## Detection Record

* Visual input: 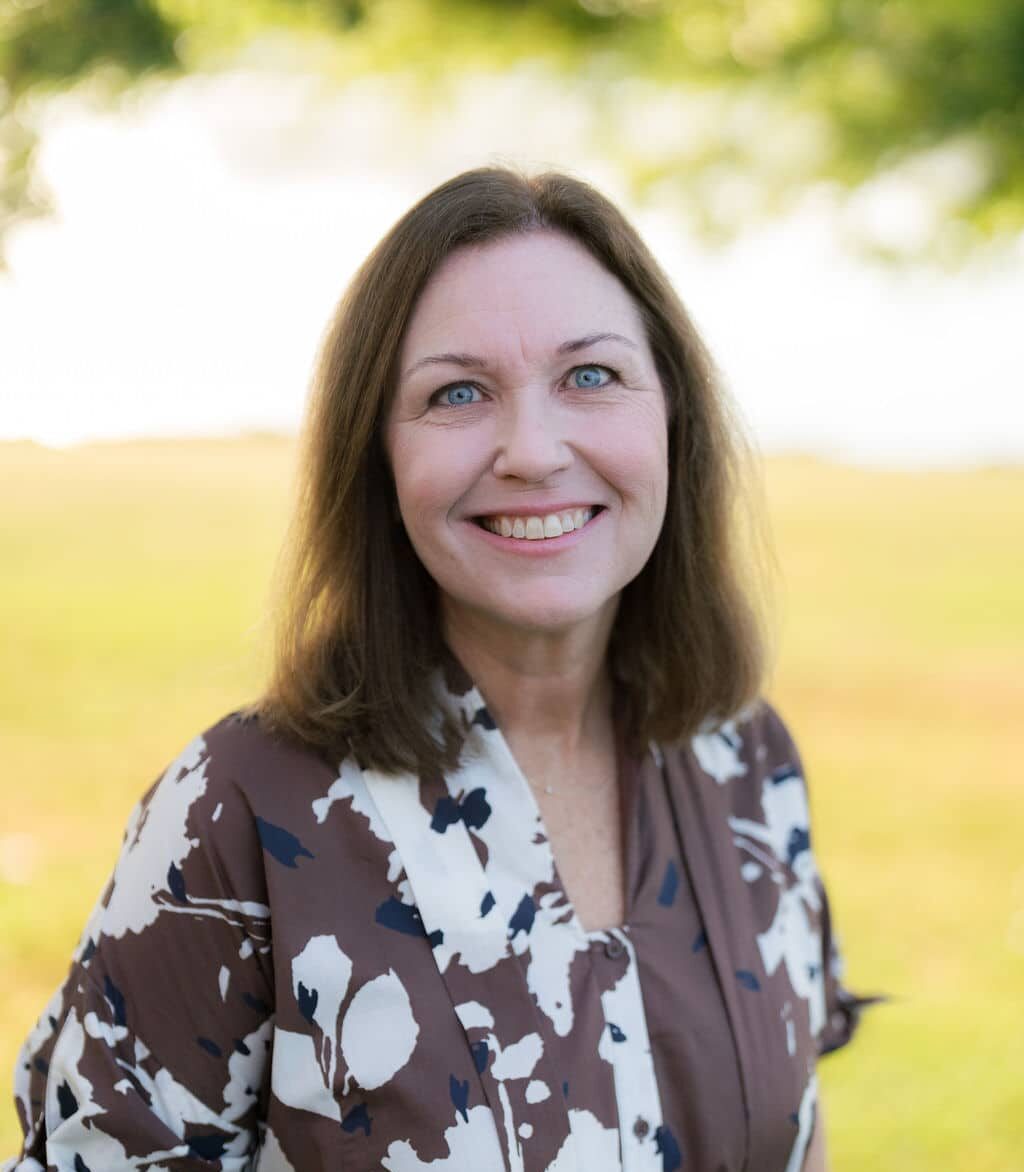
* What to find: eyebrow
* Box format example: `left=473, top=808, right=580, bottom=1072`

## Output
left=401, top=331, right=640, bottom=381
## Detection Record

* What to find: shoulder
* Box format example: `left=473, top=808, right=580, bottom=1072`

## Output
left=141, top=708, right=341, bottom=822
left=191, top=707, right=339, bottom=789
left=678, top=698, right=804, bottom=788
left=102, top=711, right=344, bottom=915
left=653, top=700, right=817, bottom=840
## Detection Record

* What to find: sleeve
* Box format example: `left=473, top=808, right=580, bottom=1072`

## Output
left=813, top=867, right=881, bottom=1058
left=758, top=702, right=885, bottom=1061
left=5, top=720, right=275, bottom=1172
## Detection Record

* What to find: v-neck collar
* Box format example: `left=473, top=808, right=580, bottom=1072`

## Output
left=437, top=656, right=643, bottom=940
left=360, top=663, right=667, bottom=1172
left=413, top=661, right=594, bottom=966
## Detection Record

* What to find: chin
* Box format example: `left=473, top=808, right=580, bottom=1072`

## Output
left=454, top=586, right=617, bottom=639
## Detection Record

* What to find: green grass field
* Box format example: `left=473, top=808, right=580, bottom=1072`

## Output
left=1, top=437, right=1022, bottom=1168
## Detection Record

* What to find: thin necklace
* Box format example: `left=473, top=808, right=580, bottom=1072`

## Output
left=528, top=770, right=618, bottom=799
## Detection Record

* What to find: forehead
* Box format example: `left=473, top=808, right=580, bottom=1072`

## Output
left=400, top=231, right=647, bottom=361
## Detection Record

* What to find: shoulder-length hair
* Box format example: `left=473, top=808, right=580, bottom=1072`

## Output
left=254, top=166, right=772, bottom=774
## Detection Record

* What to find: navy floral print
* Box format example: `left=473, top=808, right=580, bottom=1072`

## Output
left=6, top=662, right=868, bottom=1171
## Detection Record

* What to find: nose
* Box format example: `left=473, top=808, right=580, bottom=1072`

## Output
left=491, top=390, right=572, bottom=483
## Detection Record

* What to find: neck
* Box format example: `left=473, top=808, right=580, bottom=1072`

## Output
left=442, top=606, right=615, bottom=761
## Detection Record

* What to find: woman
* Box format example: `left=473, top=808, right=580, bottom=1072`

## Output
left=7, top=167, right=871, bottom=1172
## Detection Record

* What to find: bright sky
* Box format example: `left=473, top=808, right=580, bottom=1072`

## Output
left=1, top=65, right=1022, bottom=466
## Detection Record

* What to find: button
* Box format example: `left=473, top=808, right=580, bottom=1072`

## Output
left=633, top=1117, right=650, bottom=1139
left=604, top=937, right=625, bottom=960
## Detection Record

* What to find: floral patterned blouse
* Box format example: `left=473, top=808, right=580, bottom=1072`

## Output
left=6, top=661, right=869, bottom=1172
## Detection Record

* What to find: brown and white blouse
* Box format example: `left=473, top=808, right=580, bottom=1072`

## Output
left=7, top=661, right=870, bottom=1172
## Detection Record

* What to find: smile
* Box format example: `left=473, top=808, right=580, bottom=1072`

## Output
left=475, top=507, right=600, bottom=541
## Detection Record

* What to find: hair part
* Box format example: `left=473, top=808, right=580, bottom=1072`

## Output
left=253, top=165, right=775, bottom=774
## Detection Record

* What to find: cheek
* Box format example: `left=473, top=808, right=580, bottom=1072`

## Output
left=388, top=426, right=483, bottom=526
left=588, top=409, right=669, bottom=508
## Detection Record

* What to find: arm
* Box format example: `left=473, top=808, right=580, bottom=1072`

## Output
left=8, top=723, right=274, bottom=1171
left=754, top=704, right=880, bottom=1172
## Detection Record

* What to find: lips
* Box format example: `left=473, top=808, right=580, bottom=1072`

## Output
left=474, top=507, right=601, bottom=540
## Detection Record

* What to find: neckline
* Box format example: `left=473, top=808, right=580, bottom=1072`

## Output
left=448, top=671, right=645, bottom=943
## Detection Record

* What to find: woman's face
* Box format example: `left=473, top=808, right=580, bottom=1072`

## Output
left=386, top=230, right=669, bottom=644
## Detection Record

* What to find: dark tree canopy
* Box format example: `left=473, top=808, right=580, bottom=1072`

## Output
left=1, top=0, right=1021, bottom=259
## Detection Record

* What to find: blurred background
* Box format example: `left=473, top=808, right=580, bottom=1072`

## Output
left=1, top=1, right=1022, bottom=1167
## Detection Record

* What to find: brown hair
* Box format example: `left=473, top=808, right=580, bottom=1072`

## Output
left=254, top=166, right=773, bottom=774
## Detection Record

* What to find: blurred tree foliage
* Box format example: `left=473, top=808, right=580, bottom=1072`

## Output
left=1, top=0, right=1021, bottom=258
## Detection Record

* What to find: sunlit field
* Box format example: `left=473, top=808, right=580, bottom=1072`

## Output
left=1, top=437, right=1022, bottom=1168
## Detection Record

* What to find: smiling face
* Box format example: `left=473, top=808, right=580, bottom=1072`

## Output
left=385, top=230, right=669, bottom=648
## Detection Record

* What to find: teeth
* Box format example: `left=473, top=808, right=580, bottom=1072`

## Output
left=479, top=508, right=596, bottom=540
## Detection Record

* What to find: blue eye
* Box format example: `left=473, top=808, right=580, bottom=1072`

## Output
left=572, top=365, right=612, bottom=389
left=439, top=384, right=480, bottom=406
